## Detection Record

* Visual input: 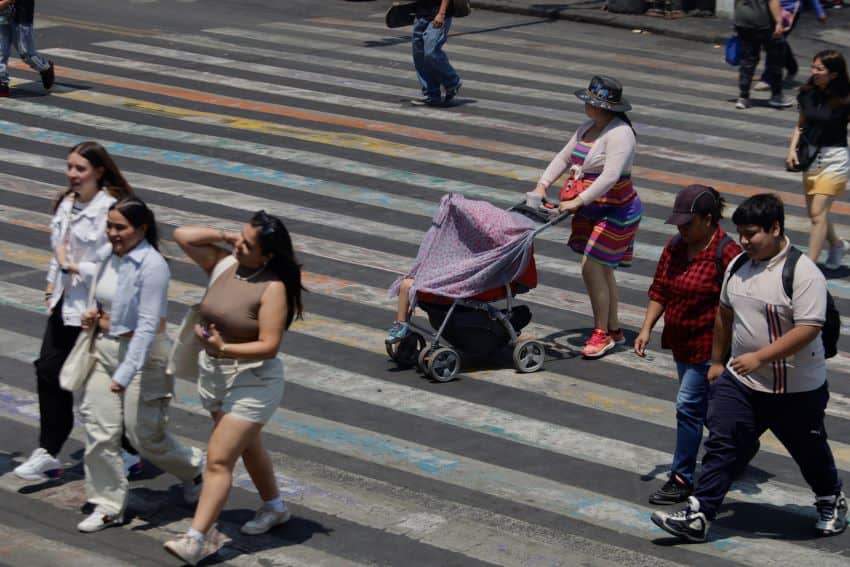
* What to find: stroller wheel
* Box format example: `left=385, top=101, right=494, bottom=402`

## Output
left=513, top=340, right=545, bottom=373
left=387, top=332, right=425, bottom=367
left=428, top=347, right=460, bottom=382
left=417, top=346, right=433, bottom=373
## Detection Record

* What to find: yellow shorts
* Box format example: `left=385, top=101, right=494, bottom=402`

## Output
left=804, top=147, right=849, bottom=197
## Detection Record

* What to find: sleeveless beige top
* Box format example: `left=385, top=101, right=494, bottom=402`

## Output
left=199, top=263, right=276, bottom=343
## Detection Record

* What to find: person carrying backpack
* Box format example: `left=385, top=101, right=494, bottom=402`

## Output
left=651, top=193, right=846, bottom=543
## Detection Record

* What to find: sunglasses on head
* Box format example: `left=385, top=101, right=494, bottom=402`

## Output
left=255, top=210, right=278, bottom=237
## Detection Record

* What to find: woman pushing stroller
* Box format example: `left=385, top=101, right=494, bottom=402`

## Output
left=529, top=75, right=642, bottom=359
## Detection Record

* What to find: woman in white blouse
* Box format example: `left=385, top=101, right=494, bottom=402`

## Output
left=14, top=142, right=134, bottom=481
left=76, top=197, right=204, bottom=533
left=530, top=76, right=643, bottom=359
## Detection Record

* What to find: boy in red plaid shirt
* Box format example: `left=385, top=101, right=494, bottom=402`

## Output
left=635, top=185, right=741, bottom=505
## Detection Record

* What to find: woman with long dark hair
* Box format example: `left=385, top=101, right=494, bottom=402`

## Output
left=529, top=75, right=642, bottom=359
left=786, top=49, right=850, bottom=269
left=165, top=211, right=304, bottom=565
left=15, top=141, right=135, bottom=481
left=76, top=198, right=204, bottom=532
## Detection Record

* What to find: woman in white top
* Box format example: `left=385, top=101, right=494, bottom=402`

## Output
left=76, top=198, right=204, bottom=533
left=14, top=141, right=134, bottom=482
left=530, top=76, right=643, bottom=359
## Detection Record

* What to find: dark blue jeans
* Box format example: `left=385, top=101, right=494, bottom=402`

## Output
left=694, top=370, right=842, bottom=520
left=671, top=361, right=710, bottom=486
left=412, top=16, right=460, bottom=101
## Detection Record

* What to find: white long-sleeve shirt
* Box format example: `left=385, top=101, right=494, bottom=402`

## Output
left=537, top=118, right=636, bottom=205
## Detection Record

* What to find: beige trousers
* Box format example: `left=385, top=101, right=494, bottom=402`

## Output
left=79, top=333, right=204, bottom=515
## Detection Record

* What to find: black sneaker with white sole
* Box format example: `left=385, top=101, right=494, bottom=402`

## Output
left=651, top=496, right=710, bottom=542
left=815, top=492, right=848, bottom=536
left=649, top=474, right=693, bottom=505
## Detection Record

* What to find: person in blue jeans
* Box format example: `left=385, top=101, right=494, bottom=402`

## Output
left=411, top=0, right=461, bottom=107
left=652, top=194, right=846, bottom=542
left=634, top=185, right=741, bottom=505
left=0, top=0, right=55, bottom=97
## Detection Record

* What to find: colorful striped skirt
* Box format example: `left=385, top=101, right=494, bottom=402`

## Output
left=568, top=193, right=643, bottom=268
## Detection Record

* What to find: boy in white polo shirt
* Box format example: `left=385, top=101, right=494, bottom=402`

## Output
left=652, top=193, right=846, bottom=542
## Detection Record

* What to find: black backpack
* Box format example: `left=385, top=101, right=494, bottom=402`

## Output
left=728, top=246, right=840, bottom=358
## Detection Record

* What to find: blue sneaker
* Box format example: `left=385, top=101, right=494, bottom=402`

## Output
left=386, top=321, right=410, bottom=344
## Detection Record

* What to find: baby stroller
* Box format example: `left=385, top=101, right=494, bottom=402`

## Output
left=386, top=193, right=568, bottom=382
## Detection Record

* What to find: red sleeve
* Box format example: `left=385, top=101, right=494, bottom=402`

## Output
left=648, top=238, right=674, bottom=305
left=720, top=238, right=742, bottom=268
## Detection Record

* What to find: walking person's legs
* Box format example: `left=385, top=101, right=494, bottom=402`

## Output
left=15, top=303, right=78, bottom=480
left=77, top=339, right=127, bottom=532
left=240, top=431, right=291, bottom=535
left=164, top=413, right=262, bottom=565
left=650, top=361, right=710, bottom=504
left=0, top=22, right=10, bottom=95
left=580, top=256, right=616, bottom=358
left=412, top=16, right=440, bottom=104
left=768, top=384, right=846, bottom=535
left=421, top=16, right=461, bottom=97
left=652, top=371, right=765, bottom=541
left=11, top=23, right=53, bottom=90
left=122, top=337, right=204, bottom=499
left=764, top=33, right=788, bottom=105
left=806, top=193, right=839, bottom=263
left=736, top=27, right=761, bottom=107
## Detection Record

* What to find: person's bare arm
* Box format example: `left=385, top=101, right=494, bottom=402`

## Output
left=768, top=0, right=784, bottom=37
left=433, top=0, right=451, bottom=27
left=173, top=225, right=236, bottom=276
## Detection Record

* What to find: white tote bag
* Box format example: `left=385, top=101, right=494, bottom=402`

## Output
left=59, top=259, right=108, bottom=392
left=166, top=255, right=237, bottom=380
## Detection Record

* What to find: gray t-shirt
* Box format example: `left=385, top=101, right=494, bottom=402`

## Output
left=720, top=237, right=826, bottom=393
left=735, top=0, right=774, bottom=30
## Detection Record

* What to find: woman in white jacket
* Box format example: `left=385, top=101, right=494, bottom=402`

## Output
left=530, top=76, right=643, bottom=359
left=14, top=141, right=134, bottom=481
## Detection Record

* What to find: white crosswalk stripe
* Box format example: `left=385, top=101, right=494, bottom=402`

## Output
left=1, top=10, right=849, bottom=566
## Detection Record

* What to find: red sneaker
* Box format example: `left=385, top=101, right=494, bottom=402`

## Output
left=581, top=328, right=615, bottom=358
left=608, top=328, right=626, bottom=345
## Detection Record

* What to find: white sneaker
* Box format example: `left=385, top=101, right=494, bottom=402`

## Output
left=77, top=508, right=123, bottom=533
left=768, top=94, right=794, bottom=108
left=164, top=526, right=230, bottom=566
left=183, top=474, right=203, bottom=504
left=735, top=97, right=750, bottom=110
left=14, top=448, right=63, bottom=481
left=122, top=450, right=143, bottom=477
left=825, top=240, right=850, bottom=270
left=753, top=81, right=770, bottom=91
left=240, top=503, right=292, bottom=535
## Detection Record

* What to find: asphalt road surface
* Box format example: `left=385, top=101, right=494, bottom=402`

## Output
left=1, top=1, right=850, bottom=565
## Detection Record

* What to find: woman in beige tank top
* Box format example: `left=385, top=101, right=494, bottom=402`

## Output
left=165, top=211, right=304, bottom=565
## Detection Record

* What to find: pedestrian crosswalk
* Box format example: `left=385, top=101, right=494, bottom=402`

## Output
left=1, top=7, right=850, bottom=565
